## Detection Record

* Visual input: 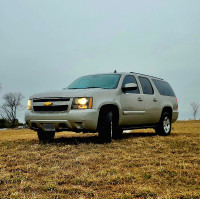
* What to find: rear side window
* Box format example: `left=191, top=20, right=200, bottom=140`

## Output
left=122, top=75, right=140, bottom=94
left=152, top=79, right=175, bottom=97
left=138, top=77, right=154, bottom=95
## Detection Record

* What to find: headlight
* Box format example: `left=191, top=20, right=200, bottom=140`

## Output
left=72, top=97, right=93, bottom=109
left=28, top=99, right=32, bottom=110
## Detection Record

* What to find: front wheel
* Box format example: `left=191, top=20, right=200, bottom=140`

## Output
left=98, top=111, right=113, bottom=143
left=37, top=130, right=55, bottom=143
left=112, top=128, right=123, bottom=139
left=155, top=112, right=171, bottom=136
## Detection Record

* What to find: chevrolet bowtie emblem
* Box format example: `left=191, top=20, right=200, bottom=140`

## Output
left=44, top=102, right=53, bottom=106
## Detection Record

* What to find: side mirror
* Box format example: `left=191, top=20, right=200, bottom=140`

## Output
left=122, top=83, right=138, bottom=92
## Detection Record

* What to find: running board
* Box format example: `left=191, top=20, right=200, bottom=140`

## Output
left=121, top=124, right=158, bottom=131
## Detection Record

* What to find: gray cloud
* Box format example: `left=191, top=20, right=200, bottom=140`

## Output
left=0, top=0, right=200, bottom=122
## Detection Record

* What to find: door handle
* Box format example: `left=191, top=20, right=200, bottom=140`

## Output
left=137, top=97, right=143, bottom=102
left=153, top=98, right=158, bottom=102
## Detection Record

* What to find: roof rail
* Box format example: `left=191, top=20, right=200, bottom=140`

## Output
left=130, top=72, right=164, bottom=80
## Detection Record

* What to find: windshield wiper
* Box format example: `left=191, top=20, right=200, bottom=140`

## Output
left=67, top=87, right=103, bottom=89
left=68, top=88, right=81, bottom=89
left=85, top=87, right=103, bottom=89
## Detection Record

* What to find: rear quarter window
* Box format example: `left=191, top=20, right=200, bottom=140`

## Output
left=152, top=79, right=175, bottom=97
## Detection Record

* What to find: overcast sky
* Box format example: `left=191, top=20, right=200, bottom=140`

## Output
left=0, top=0, right=200, bottom=122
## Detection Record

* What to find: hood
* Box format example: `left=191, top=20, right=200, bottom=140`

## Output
left=30, top=88, right=104, bottom=99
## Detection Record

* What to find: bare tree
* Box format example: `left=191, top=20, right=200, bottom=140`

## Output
left=0, top=92, right=24, bottom=127
left=191, top=102, right=199, bottom=120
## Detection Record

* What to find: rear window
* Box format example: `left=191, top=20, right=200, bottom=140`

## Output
left=152, top=79, right=175, bottom=97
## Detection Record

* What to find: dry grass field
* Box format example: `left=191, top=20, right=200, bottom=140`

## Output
left=0, top=121, right=200, bottom=199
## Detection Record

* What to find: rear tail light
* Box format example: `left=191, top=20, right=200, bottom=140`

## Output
left=176, top=98, right=178, bottom=110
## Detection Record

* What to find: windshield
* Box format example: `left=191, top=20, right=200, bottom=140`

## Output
left=67, top=74, right=121, bottom=89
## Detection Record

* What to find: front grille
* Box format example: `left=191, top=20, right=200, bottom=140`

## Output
left=33, top=98, right=70, bottom=102
left=33, top=105, right=68, bottom=112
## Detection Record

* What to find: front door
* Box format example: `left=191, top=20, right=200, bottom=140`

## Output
left=120, top=75, right=145, bottom=126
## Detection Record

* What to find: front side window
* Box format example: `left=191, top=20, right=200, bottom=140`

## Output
left=67, top=74, right=121, bottom=89
left=122, top=75, right=140, bottom=94
left=138, top=76, right=154, bottom=95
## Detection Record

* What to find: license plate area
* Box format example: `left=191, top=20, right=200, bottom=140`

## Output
left=43, top=123, right=55, bottom=131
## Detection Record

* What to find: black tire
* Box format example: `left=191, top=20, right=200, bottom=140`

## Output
left=112, top=128, right=123, bottom=139
left=155, top=112, right=171, bottom=136
left=98, top=111, right=113, bottom=143
left=37, top=130, right=55, bottom=143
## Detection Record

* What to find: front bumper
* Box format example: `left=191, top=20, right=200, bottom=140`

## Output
left=25, top=109, right=99, bottom=132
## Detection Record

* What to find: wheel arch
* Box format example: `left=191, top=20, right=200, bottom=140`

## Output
left=97, top=104, right=119, bottom=130
left=162, top=106, right=173, bottom=119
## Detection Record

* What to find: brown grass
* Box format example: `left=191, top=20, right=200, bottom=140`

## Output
left=0, top=121, right=200, bottom=198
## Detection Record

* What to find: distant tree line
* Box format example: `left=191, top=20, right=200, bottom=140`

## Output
left=0, top=118, right=23, bottom=128
left=0, top=83, right=24, bottom=128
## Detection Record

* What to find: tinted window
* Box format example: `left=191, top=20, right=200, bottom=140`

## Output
left=67, top=74, right=121, bottom=89
left=152, top=79, right=175, bottom=96
left=138, top=77, right=154, bottom=95
left=122, top=75, right=139, bottom=94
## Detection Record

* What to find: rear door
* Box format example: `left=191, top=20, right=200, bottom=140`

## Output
left=120, top=75, right=145, bottom=126
left=138, top=76, right=160, bottom=124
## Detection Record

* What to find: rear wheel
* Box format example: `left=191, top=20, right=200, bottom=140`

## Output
left=37, top=130, right=55, bottom=143
left=155, top=112, right=171, bottom=136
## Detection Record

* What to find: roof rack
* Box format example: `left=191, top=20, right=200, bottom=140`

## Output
left=130, top=72, right=164, bottom=80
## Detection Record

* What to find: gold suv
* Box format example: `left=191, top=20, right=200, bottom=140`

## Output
left=25, top=72, right=178, bottom=143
